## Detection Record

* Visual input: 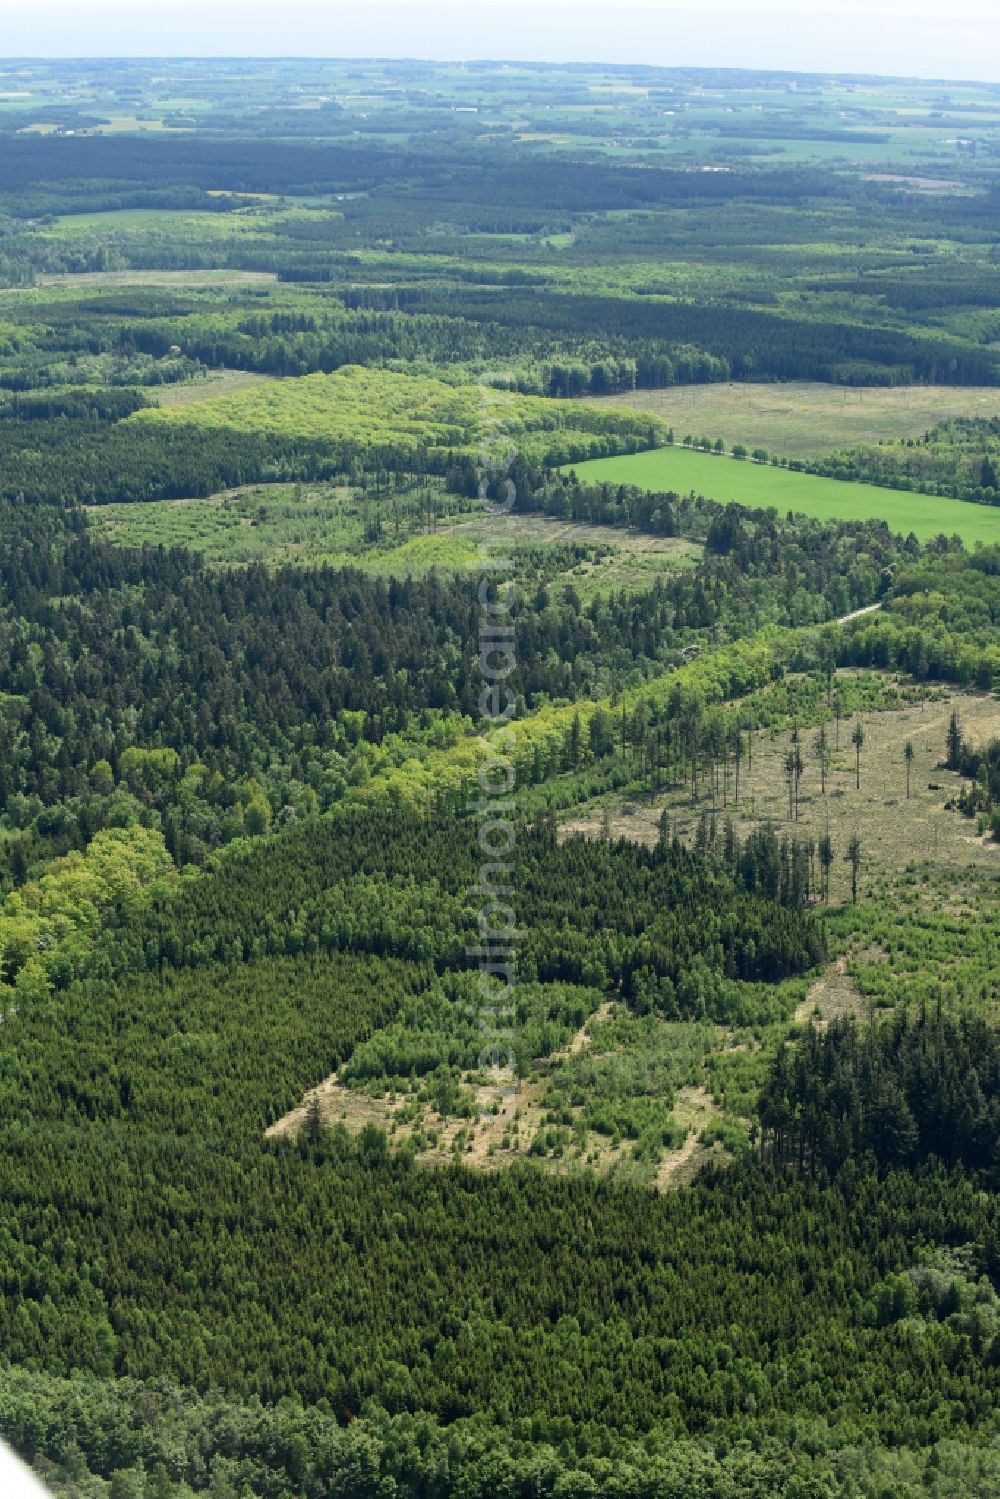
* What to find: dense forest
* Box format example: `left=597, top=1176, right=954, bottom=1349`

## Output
left=760, top=1010, right=1000, bottom=1176
left=2, top=54, right=1000, bottom=1499
left=810, top=418, right=1000, bottom=505
left=0, top=480, right=912, bottom=892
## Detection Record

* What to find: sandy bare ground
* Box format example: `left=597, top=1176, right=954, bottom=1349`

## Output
left=448, top=513, right=700, bottom=556
left=653, top=1084, right=725, bottom=1189
left=835, top=602, right=881, bottom=626
left=865, top=173, right=970, bottom=193
left=794, top=956, right=867, bottom=1028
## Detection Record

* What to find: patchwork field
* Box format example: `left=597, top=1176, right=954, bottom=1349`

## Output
left=565, top=443, right=1000, bottom=544
left=267, top=995, right=740, bottom=1191
left=89, top=482, right=701, bottom=592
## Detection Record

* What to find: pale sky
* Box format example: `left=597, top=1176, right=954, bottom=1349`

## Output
left=3, top=0, right=999, bottom=84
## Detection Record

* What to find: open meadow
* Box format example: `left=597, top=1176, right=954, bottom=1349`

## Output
left=582, top=380, right=1000, bottom=459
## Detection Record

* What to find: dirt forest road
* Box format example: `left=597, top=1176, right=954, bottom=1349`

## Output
left=836, top=602, right=882, bottom=626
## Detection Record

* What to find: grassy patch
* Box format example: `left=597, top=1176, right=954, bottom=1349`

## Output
left=87, top=481, right=470, bottom=569
left=447, top=514, right=702, bottom=598
left=582, top=382, right=1000, bottom=460
left=146, top=370, right=280, bottom=407
left=42, top=208, right=246, bottom=235
left=562, top=678, right=1000, bottom=897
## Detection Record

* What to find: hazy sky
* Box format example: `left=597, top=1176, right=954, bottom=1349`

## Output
left=4, top=0, right=1000, bottom=85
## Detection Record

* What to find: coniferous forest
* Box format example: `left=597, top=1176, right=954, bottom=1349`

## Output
left=2, top=53, right=1000, bottom=1499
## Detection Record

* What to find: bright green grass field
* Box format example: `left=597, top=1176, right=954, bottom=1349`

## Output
left=566, top=446, right=1000, bottom=546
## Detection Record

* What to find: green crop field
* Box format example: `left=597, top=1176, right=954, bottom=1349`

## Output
left=42, top=207, right=251, bottom=235
left=566, top=444, right=1000, bottom=544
